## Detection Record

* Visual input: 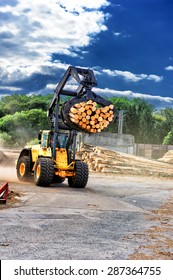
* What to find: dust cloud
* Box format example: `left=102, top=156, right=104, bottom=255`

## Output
left=0, top=149, right=19, bottom=183
left=0, top=166, right=18, bottom=183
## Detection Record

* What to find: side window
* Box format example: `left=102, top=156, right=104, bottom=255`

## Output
left=41, top=133, right=48, bottom=148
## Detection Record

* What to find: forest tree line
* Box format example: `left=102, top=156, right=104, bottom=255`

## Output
left=0, top=94, right=173, bottom=147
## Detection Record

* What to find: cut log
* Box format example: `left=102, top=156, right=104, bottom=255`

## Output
left=70, top=117, right=79, bottom=124
left=70, top=107, right=78, bottom=114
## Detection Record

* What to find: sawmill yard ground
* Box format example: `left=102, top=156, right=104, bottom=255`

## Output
left=1, top=148, right=173, bottom=260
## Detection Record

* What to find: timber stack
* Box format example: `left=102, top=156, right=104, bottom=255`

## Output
left=158, top=150, right=173, bottom=164
left=68, top=100, right=114, bottom=133
left=78, top=144, right=173, bottom=177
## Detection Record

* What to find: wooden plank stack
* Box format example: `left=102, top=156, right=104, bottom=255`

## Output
left=68, top=100, right=115, bottom=133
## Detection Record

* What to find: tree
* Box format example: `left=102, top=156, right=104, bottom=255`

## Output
left=0, top=109, right=49, bottom=146
left=109, top=97, right=131, bottom=111
left=163, top=130, right=173, bottom=145
left=0, top=132, right=13, bottom=146
left=107, top=97, right=131, bottom=133
left=151, top=108, right=173, bottom=144
left=0, top=94, right=29, bottom=115
left=152, top=114, right=167, bottom=144
left=107, top=97, right=155, bottom=143
left=111, top=98, right=154, bottom=143
left=0, top=94, right=53, bottom=116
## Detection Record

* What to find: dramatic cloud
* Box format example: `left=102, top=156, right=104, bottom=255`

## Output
left=102, top=69, right=163, bottom=82
left=45, top=81, right=173, bottom=107
left=0, top=0, right=110, bottom=83
left=0, top=86, right=21, bottom=91
left=0, top=0, right=172, bottom=109
left=94, top=87, right=173, bottom=102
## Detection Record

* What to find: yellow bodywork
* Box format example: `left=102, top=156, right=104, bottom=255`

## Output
left=55, top=148, right=75, bottom=177
left=31, top=145, right=52, bottom=162
left=30, top=145, right=74, bottom=178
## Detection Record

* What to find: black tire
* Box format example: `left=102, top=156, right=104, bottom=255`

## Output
left=16, top=156, right=32, bottom=181
left=34, top=157, right=54, bottom=186
left=68, top=160, right=89, bottom=188
left=53, top=175, right=65, bottom=184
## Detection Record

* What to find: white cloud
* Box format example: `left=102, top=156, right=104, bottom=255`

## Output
left=0, top=0, right=110, bottom=82
left=0, top=23, right=19, bottom=35
left=93, top=87, right=173, bottom=103
left=165, top=66, right=173, bottom=71
left=113, top=31, right=131, bottom=38
left=0, top=86, right=22, bottom=91
left=56, top=0, right=109, bottom=13
left=102, top=69, right=163, bottom=82
left=43, top=82, right=173, bottom=106
left=0, top=0, right=167, bottom=103
left=147, top=74, right=163, bottom=82
left=0, top=60, right=72, bottom=86
left=113, top=32, right=122, bottom=37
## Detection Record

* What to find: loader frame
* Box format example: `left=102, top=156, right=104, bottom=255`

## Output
left=17, top=66, right=100, bottom=187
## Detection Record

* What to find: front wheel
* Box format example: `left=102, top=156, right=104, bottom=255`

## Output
left=34, top=157, right=54, bottom=186
left=16, top=156, right=32, bottom=181
left=68, top=161, right=89, bottom=188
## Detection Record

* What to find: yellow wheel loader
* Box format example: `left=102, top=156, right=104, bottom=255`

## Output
left=16, top=66, right=115, bottom=188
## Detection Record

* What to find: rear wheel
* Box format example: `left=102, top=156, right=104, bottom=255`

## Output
left=17, top=156, right=31, bottom=181
left=68, top=160, right=89, bottom=188
left=34, top=157, right=54, bottom=186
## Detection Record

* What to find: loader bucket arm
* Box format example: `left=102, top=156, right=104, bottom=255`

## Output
left=47, top=65, right=115, bottom=159
left=47, top=66, right=97, bottom=121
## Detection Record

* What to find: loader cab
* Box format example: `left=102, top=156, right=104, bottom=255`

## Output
left=38, top=130, right=69, bottom=150
left=57, top=132, right=68, bottom=148
left=38, top=130, right=52, bottom=148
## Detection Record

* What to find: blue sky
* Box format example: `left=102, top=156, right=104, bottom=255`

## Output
left=0, top=0, right=173, bottom=108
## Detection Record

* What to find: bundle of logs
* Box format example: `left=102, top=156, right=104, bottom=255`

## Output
left=68, top=100, right=114, bottom=133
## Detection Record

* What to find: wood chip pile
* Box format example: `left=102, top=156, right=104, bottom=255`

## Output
left=78, top=144, right=173, bottom=177
left=69, top=100, right=114, bottom=133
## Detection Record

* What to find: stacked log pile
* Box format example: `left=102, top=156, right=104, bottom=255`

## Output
left=78, top=144, right=173, bottom=177
left=69, top=100, right=114, bottom=133
left=158, top=150, right=173, bottom=164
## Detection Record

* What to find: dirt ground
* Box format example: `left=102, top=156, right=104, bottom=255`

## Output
left=129, top=197, right=173, bottom=260
left=1, top=148, right=173, bottom=260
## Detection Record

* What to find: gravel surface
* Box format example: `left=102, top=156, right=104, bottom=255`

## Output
left=1, top=168, right=173, bottom=260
